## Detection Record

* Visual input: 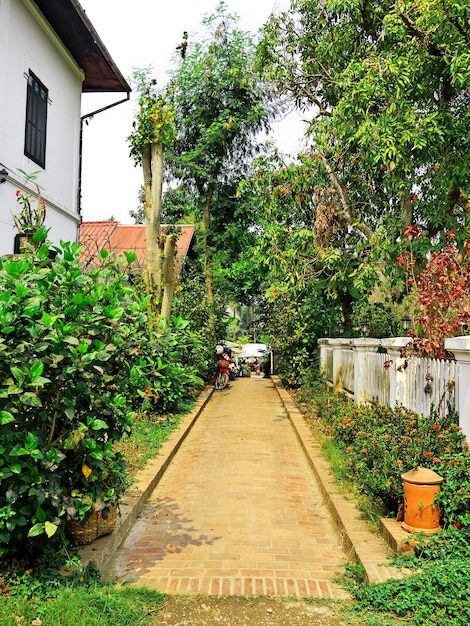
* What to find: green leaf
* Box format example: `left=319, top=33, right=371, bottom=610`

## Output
left=29, top=361, right=44, bottom=379
left=0, top=411, right=14, bottom=425
left=35, top=507, right=47, bottom=522
left=27, top=523, right=45, bottom=537
left=44, top=521, right=59, bottom=538
left=63, top=335, right=79, bottom=345
left=64, top=407, right=75, bottom=419
left=91, top=419, right=108, bottom=430
left=124, top=250, right=137, bottom=264
left=24, top=432, right=38, bottom=451
left=20, top=393, right=43, bottom=407
left=10, top=367, right=25, bottom=385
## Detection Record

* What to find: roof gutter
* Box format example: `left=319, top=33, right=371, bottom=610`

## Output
left=78, top=92, right=131, bottom=221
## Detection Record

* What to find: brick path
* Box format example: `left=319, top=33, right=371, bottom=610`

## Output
left=106, top=377, right=350, bottom=598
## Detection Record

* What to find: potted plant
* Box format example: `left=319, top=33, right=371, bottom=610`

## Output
left=64, top=449, right=129, bottom=546
left=12, top=170, right=46, bottom=251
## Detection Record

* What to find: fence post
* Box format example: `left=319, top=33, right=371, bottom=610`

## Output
left=351, top=338, right=382, bottom=404
left=382, top=338, right=410, bottom=408
left=331, top=338, right=353, bottom=394
left=444, top=337, right=470, bottom=440
left=318, top=338, right=328, bottom=378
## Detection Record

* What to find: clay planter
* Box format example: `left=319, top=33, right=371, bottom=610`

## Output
left=401, top=467, right=443, bottom=535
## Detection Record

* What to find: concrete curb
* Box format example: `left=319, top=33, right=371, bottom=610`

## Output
left=271, top=376, right=405, bottom=584
left=78, top=385, right=214, bottom=574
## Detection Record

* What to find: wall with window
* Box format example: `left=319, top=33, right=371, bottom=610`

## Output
left=0, top=0, right=82, bottom=255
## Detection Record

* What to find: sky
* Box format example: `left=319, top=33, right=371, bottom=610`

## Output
left=79, top=0, right=308, bottom=224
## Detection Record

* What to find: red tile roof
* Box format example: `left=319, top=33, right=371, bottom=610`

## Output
left=79, top=222, right=195, bottom=275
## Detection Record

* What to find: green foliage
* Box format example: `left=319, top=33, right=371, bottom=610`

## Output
left=351, top=302, right=402, bottom=339
left=133, top=315, right=204, bottom=415
left=163, top=2, right=274, bottom=324
left=350, top=558, right=470, bottom=625
left=297, top=382, right=470, bottom=624
left=0, top=243, right=205, bottom=559
left=259, top=0, right=470, bottom=237
left=127, top=67, right=175, bottom=166
left=0, top=563, right=165, bottom=626
left=253, top=0, right=470, bottom=367
left=434, top=452, right=470, bottom=529
left=307, top=390, right=467, bottom=517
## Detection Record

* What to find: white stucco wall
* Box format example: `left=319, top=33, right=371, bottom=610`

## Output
left=0, top=0, right=83, bottom=255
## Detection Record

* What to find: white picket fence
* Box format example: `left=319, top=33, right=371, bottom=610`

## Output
left=319, top=336, right=470, bottom=439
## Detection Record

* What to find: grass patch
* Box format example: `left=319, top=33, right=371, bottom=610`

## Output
left=0, top=579, right=166, bottom=625
left=114, top=412, right=185, bottom=475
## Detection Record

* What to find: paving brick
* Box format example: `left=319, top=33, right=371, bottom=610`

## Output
left=96, top=377, right=404, bottom=598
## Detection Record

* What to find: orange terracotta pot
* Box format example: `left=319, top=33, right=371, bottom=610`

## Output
left=401, top=467, right=443, bottom=535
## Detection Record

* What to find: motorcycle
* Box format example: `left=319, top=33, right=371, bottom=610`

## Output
left=214, top=358, right=230, bottom=390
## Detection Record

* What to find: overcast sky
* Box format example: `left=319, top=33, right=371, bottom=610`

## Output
left=79, top=0, right=307, bottom=223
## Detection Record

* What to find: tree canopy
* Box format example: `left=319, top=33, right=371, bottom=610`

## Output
left=258, top=0, right=470, bottom=239
left=165, top=2, right=274, bottom=329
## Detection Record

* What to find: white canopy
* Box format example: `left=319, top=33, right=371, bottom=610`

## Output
left=237, top=343, right=269, bottom=360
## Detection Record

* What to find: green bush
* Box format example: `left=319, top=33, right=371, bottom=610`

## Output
left=0, top=241, right=205, bottom=559
left=312, top=391, right=468, bottom=518
left=349, top=554, right=470, bottom=625
left=132, top=315, right=204, bottom=416
left=0, top=243, right=149, bottom=554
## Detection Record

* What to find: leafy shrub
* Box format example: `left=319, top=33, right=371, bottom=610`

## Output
left=434, top=452, right=470, bottom=529
left=0, top=243, right=149, bottom=554
left=133, top=316, right=204, bottom=415
left=351, top=557, right=470, bottom=625
left=0, top=241, right=205, bottom=559
left=312, top=391, right=467, bottom=515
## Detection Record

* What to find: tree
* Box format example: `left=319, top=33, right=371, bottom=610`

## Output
left=258, top=0, right=470, bottom=257
left=128, top=70, right=177, bottom=318
left=165, top=2, right=273, bottom=333
left=249, top=0, right=470, bottom=359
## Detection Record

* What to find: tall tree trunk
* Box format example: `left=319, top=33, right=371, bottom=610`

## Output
left=142, top=142, right=164, bottom=312
left=160, top=234, right=177, bottom=320
left=203, top=184, right=215, bottom=334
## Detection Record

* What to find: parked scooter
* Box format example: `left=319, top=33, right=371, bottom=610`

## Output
left=214, top=345, right=231, bottom=390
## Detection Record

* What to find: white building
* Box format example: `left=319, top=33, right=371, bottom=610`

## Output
left=0, top=0, right=130, bottom=256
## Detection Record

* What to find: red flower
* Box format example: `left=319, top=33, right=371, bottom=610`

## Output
left=445, top=231, right=456, bottom=239
left=397, top=255, right=404, bottom=266
left=453, top=522, right=461, bottom=528
left=16, top=189, right=21, bottom=197
left=424, top=451, right=432, bottom=457
left=433, top=424, right=441, bottom=431
left=404, top=224, right=420, bottom=241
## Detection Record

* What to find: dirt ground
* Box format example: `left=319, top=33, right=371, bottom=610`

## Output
left=150, top=595, right=361, bottom=626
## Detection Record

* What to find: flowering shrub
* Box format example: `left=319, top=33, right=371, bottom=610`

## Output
left=397, top=227, right=470, bottom=358
left=314, top=391, right=468, bottom=518
left=12, top=171, right=46, bottom=234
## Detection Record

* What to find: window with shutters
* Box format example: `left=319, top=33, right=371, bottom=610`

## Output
left=24, top=71, right=48, bottom=168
